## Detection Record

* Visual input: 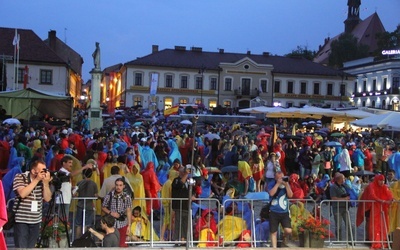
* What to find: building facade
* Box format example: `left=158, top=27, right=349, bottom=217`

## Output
left=0, top=27, right=83, bottom=104
left=343, top=56, right=400, bottom=110
left=114, top=45, right=351, bottom=112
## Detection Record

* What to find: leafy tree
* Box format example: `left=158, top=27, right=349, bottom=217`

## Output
left=375, top=25, right=400, bottom=56
left=285, top=46, right=316, bottom=61
left=328, top=33, right=369, bottom=68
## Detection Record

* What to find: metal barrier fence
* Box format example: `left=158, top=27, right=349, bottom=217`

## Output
left=319, top=199, right=398, bottom=249
left=4, top=196, right=399, bottom=248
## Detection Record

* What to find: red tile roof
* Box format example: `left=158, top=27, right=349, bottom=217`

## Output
left=314, top=12, right=386, bottom=65
left=0, top=27, right=65, bottom=64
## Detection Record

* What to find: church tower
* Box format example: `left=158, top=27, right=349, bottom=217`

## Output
left=344, top=0, right=362, bottom=33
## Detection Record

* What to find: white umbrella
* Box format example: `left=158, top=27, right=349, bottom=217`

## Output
left=180, top=119, right=192, bottom=125
left=3, top=118, right=21, bottom=125
left=203, top=133, right=220, bottom=140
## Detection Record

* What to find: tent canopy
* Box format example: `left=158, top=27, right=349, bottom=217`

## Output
left=0, top=88, right=73, bottom=122
left=351, top=112, right=400, bottom=130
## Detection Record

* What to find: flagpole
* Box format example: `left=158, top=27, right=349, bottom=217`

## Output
left=16, top=34, right=20, bottom=90
left=13, top=29, right=17, bottom=91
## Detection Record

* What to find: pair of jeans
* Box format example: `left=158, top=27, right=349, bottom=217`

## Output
left=14, top=222, right=41, bottom=248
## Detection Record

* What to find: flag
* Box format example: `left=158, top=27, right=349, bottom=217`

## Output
left=150, top=73, right=158, bottom=96
left=164, top=105, right=179, bottom=117
left=292, top=123, right=297, bottom=136
left=12, top=30, right=20, bottom=52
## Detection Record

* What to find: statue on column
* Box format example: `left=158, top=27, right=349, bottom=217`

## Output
left=92, top=42, right=101, bottom=70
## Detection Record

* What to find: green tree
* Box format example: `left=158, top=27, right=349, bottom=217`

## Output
left=375, top=25, right=400, bottom=56
left=285, top=46, right=316, bottom=61
left=328, top=33, right=369, bottom=68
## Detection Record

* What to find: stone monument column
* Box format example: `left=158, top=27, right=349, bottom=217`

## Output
left=89, top=42, right=103, bottom=129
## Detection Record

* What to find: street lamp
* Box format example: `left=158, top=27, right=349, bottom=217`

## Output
left=198, top=66, right=205, bottom=106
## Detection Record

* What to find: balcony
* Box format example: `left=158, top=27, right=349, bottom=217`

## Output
left=353, top=89, right=394, bottom=98
left=234, top=89, right=260, bottom=98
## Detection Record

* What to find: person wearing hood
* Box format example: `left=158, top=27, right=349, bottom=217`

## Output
left=141, top=162, right=161, bottom=216
left=195, top=209, right=217, bottom=247
left=125, top=161, right=146, bottom=213
left=356, top=174, right=393, bottom=249
left=339, top=146, right=352, bottom=178
left=351, top=146, right=365, bottom=173
left=2, top=157, right=24, bottom=201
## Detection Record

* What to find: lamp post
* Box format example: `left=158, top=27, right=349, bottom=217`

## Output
left=198, top=66, right=205, bottom=106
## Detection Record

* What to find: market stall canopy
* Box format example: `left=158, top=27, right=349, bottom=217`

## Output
left=351, top=112, right=400, bottom=130
left=0, top=88, right=73, bottom=121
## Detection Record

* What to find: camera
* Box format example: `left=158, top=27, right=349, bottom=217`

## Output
left=282, top=176, right=289, bottom=182
left=92, top=162, right=98, bottom=170
left=42, top=169, right=70, bottom=191
left=117, top=212, right=126, bottom=221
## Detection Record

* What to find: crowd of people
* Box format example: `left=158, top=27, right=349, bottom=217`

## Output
left=0, top=112, right=399, bottom=248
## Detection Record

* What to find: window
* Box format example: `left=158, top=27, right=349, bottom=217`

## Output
left=313, top=82, right=320, bottom=95
left=372, top=79, right=376, bottom=91
left=354, top=81, right=358, bottom=93
left=287, top=102, right=293, bottom=108
left=195, top=76, right=202, bottom=89
left=287, top=81, right=294, bottom=94
left=223, top=101, right=231, bottom=107
left=165, top=74, right=173, bottom=88
left=179, top=98, right=188, bottom=104
left=383, top=78, right=387, bottom=90
left=40, top=70, right=52, bottom=85
left=340, top=84, right=346, bottom=96
left=134, top=73, right=142, bottom=86
left=17, top=68, right=24, bottom=83
left=274, top=81, right=280, bottom=93
left=241, top=78, right=250, bottom=95
left=224, top=78, right=232, bottom=91
left=363, top=80, right=367, bottom=92
left=393, top=77, right=400, bottom=89
left=210, top=77, right=217, bottom=90
left=300, top=81, right=307, bottom=94
left=260, top=80, right=267, bottom=93
left=164, top=98, right=173, bottom=109
left=180, top=75, right=188, bottom=88
left=327, top=83, right=333, bottom=95
left=209, top=100, right=217, bottom=109
left=133, top=96, right=142, bottom=106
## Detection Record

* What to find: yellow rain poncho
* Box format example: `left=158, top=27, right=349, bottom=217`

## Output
left=217, top=215, right=246, bottom=242
left=290, top=202, right=312, bottom=240
left=125, top=162, right=146, bottom=212
left=389, top=180, right=400, bottom=232
left=130, top=209, right=160, bottom=241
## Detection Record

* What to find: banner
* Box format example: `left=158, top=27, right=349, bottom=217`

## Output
left=150, top=73, right=158, bottom=96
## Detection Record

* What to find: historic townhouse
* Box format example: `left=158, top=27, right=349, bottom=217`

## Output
left=0, top=27, right=83, bottom=103
left=117, top=45, right=351, bottom=111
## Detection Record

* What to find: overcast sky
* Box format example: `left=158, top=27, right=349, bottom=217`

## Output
left=1, top=0, right=399, bottom=82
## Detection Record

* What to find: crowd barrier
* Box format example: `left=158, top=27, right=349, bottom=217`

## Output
left=4, top=196, right=399, bottom=248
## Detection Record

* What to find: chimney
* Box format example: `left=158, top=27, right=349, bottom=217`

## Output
left=263, top=52, right=270, bottom=56
left=48, top=30, right=57, bottom=51
left=152, top=45, right=159, bottom=53
left=174, top=46, right=186, bottom=51
left=247, top=50, right=251, bottom=55
left=191, top=47, right=202, bottom=52
left=219, top=48, right=224, bottom=54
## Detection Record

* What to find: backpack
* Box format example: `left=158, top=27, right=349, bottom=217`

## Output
left=72, top=231, right=97, bottom=247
